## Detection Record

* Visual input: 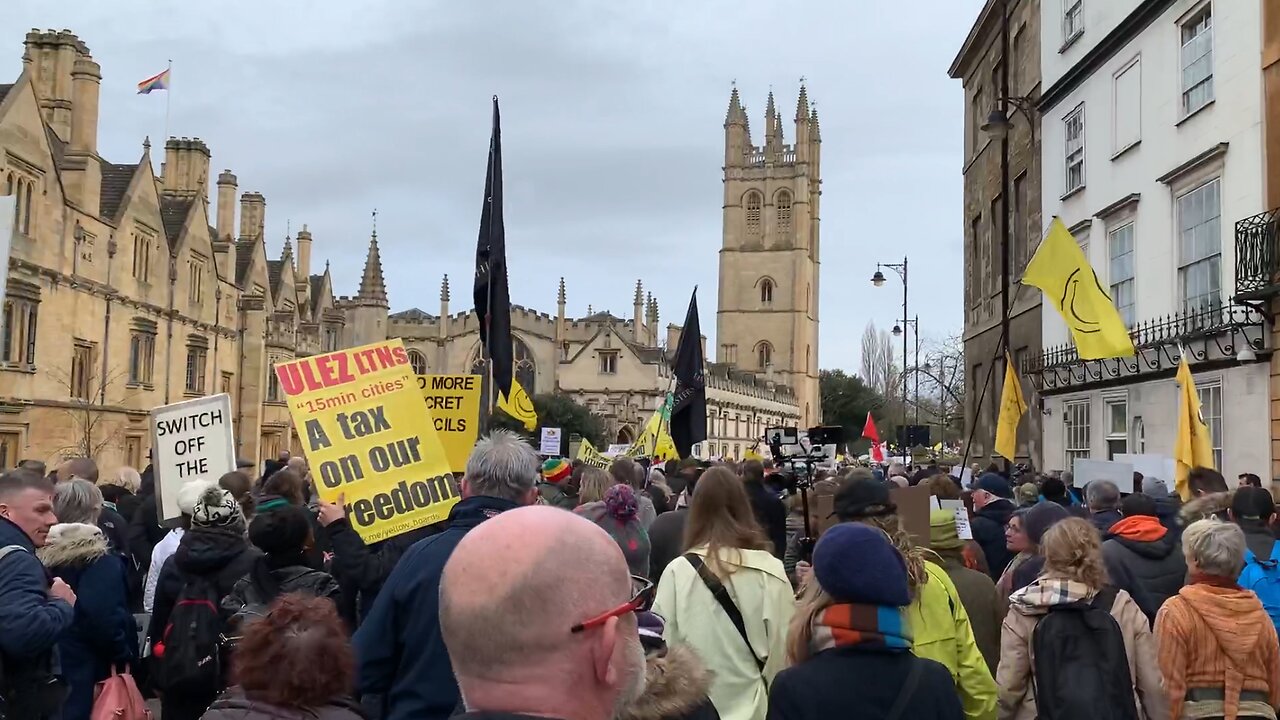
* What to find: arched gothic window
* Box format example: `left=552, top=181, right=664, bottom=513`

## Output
left=745, top=191, right=762, bottom=236
left=757, top=341, right=773, bottom=370
left=470, top=334, right=536, bottom=400
left=407, top=349, right=429, bottom=375
left=760, top=278, right=774, bottom=304
left=776, top=190, right=792, bottom=234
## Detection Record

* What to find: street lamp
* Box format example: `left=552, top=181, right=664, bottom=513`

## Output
left=872, top=257, right=909, bottom=445
left=898, top=316, right=920, bottom=428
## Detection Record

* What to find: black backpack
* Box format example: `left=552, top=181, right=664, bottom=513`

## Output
left=156, top=575, right=225, bottom=697
left=1031, top=586, right=1138, bottom=720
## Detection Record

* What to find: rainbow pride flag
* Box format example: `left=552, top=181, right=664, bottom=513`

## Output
left=137, top=68, right=170, bottom=94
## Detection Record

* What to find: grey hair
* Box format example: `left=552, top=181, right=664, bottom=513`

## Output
left=53, top=478, right=104, bottom=525
left=1085, top=480, right=1120, bottom=511
left=463, top=430, right=539, bottom=502
left=1182, top=518, right=1246, bottom=577
left=102, top=466, right=141, bottom=494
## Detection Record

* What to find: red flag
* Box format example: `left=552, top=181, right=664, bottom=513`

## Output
left=862, top=413, right=885, bottom=463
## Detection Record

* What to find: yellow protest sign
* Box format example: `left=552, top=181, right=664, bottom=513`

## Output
left=274, top=340, right=455, bottom=543
left=418, top=374, right=481, bottom=474
left=576, top=440, right=612, bottom=469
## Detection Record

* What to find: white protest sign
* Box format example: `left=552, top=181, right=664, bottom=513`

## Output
left=539, top=427, right=562, bottom=456
left=151, top=393, right=236, bottom=521
left=939, top=499, right=973, bottom=540
left=1072, top=457, right=1135, bottom=494
left=952, top=465, right=974, bottom=488
left=1115, top=454, right=1175, bottom=486
left=605, top=443, right=630, bottom=457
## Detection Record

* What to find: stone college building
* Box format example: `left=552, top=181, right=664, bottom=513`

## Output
left=0, top=30, right=817, bottom=475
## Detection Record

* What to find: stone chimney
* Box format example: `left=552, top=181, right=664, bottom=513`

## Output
left=69, top=53, right=100, bottom=155
left=23, top=29, right=82, bottom=141
left=295, top=224, right=312, bottom=279
left=215, top=170, right=237, bottom=242
left=161, top=137, right=211, bottom=201
left=239, top=192, right=266, bottom=241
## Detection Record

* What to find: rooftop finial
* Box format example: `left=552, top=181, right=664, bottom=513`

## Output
left=142, top=135, right=151, bottom=151
left=634, top=279, right=643, bottom=304
left=441, top=274, right=450, bottom=302
left=558, top=277, right=566, bottom=304
left=371, top=208, right=378, bottom=238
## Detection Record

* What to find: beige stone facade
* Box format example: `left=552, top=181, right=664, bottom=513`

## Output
left=0, top=30, right=805, bottom=472
left=949, top=0, right=1044, bottom=466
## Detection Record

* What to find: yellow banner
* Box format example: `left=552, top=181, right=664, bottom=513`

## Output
left=576, top=440, right=612, bottom=469
left=274, top=340, right=456, bottom=543
left=417, top=374, right=481, bottom=474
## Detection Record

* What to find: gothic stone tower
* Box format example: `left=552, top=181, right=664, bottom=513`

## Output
left=717, top=85, right=822, bottom=427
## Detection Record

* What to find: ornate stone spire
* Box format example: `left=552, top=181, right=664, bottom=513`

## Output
left=725, top=84, right=746, bottom=126
left=357, top=210, right=387, bottom=305
left=558, top=277, right=566, bottom=305
left=796, top=80, right=809, bottom=120
left=440, top=274, right=450, bottom=302
left=811, top=106, right=821, bottom=142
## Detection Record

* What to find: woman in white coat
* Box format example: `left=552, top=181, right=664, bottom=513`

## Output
left=654, top=467, right=796, bottom=720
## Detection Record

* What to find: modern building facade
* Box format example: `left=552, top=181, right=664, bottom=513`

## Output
left=950, top=0, right=1045, bottom=467
left=0, top=30, right=805, bottom=474
left=1031, top=0, right=1271, bottom=479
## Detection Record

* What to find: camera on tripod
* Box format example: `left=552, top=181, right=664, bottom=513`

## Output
left=763, top=425, right=845, bottom=562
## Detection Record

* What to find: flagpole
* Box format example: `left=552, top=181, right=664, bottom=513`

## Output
left=162, top=59, right=172, bottom=144
left=958, top=282, right=1028, bottom=478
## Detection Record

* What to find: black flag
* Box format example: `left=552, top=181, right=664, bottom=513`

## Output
left=669, top=288, right=707, bottom=458
left=473, top=96, right=513, bottom=401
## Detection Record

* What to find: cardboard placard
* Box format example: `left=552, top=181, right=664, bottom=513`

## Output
left=540, top=427, right=563, bottom=457
left=417, top=374, right=481, bottom=474
left=1072, top=457, right=1135, bottom=494
left=889, top=483, right=932, bottom=549
left=150, top=394, right=236, bottom=522
left=276, top=340, right=455, bottom=543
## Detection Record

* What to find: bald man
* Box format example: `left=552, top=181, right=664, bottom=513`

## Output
left=441, top=506, right=647, bottom=720
left=355, top=430, right=544, bottom=720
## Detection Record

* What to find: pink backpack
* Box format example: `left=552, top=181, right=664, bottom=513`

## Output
left=90, top=667, right=152, bottom=720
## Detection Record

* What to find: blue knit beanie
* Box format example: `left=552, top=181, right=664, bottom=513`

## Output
left=812, top=523, right=911, bottom=607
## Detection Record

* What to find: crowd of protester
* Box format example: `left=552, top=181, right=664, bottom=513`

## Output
left=6, top=440, right=1280, bottom=719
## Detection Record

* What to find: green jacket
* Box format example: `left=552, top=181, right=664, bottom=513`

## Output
left=908, top=560, right=998, bottom=720
left=537, top=481, right=577, bottom=510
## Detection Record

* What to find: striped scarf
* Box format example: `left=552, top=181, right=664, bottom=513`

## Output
left=810, top=603, right=913, bottom=654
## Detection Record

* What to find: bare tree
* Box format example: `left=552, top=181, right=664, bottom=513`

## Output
left=859, top=322, right=900, bottom=398
left=48, top=364, right=139, bottom=462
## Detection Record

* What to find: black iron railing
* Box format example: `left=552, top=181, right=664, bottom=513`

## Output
left=1236, top=208, right=1280, bottom=299
left=1024, top=301, right=1266, bottom=377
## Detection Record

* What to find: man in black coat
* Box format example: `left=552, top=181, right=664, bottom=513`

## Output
left=1102, top=493, right=1186, bottom=620
left=969, top=473, right=1017, bottom=580
left=1085, top=479, right=1123, bottom=536
left=1229, top=485, right=1277, bottom=562
left=742, top=460, right=787, bottom=558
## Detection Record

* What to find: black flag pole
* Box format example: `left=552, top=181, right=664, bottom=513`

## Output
left=474, top=95, right=512, bottom=434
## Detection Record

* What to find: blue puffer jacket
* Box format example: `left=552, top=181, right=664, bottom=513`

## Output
left=0, top=515, right=75, bottom=713
left=353, top=496, right=521, bottom=720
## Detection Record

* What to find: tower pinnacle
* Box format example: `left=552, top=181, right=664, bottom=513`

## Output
left=357, top=225, right=388, bottom=306
left=440, top=274, right=450, bottom=302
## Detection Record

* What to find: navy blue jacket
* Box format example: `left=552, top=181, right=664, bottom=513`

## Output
left=768, top=647, right=963, bottom=720
left=0, top=517, right=74, bottom=662
left=354, top=496, right=520, bottom=720
left=43, top=528, right=138, bottom=720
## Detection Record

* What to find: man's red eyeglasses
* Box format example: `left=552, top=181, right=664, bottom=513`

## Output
left=570, top=576, right=655, bottom=634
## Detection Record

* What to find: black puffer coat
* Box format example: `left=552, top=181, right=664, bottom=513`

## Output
left=1102, top=516, right=1187, bottom=618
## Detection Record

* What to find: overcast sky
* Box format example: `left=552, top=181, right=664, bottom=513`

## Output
left=5, top=1, right=984, bottom=372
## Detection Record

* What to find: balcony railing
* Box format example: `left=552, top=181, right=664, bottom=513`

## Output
left=1235, top=208, right=1280, bottom=300
left=1023, top=301, right=1267, bottom=393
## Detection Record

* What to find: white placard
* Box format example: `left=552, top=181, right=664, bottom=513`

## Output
left=1114, top=454, right=1175, bottom=486
left=1072, top=457, right=1135, bottom=494
left=539, top=427, right=562, bottom=456
left=939, top=499, right=973, bottom=540
left=951, top=465, right=974, bottom=488
left=931, top=495, right=942, bottom=511
left=151, top=394, right=236, bottom=521
left=605, top=443, right=630, bottom=457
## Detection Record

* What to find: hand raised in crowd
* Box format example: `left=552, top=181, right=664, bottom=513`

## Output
left=795, top=559, right=813, bottom=588
left=316, top=493, right=347, bottom=527
left=49, top=577, right=77, bottom=606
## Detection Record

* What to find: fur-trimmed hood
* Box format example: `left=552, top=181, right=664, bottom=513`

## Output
left=37, top=522, right=109, bottom=568
left=616, top=644, right=715, bottom=720
left=1179, top=490, right=1232, bottom=525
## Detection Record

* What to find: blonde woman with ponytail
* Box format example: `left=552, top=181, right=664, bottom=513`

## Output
left=830, top=478, right=996, bottom=720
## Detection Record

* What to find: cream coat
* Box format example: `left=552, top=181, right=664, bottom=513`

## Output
left=653, top=545, right=795, bottom=720
left=996, top=587, right=1167, bottom=720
